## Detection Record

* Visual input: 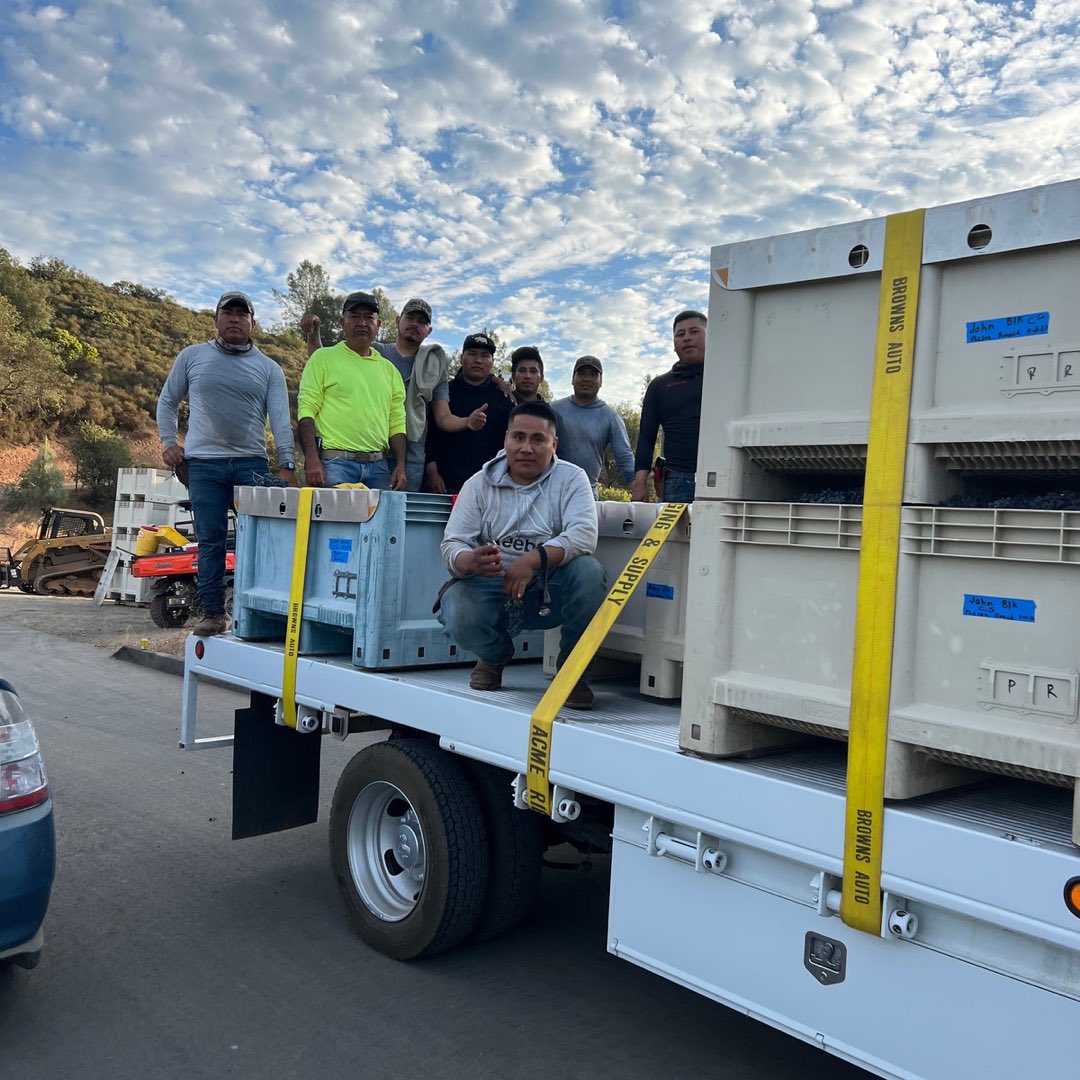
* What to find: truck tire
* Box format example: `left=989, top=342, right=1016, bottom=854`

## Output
left=466, top=761, right=543, bottom=942
left=149, top=593, right=189, bottom=629
left=329, top=739, right=489, bottom=960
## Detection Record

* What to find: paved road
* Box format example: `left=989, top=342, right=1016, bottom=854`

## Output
left=0, top=630, right=869, bottom=1080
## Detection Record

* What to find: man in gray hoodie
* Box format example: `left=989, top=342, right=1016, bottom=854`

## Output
left=437, top=401, right=607, bottom=709
left=550, top=355, right=635, bottom=497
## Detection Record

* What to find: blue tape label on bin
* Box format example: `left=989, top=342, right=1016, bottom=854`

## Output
left=646, top=582, right=675, bottom=600
left=328, top=537, right=353, bottom=564
left=962, top=594, right=1036, bottom=622
left=966, top=312, right=1049, bottom=343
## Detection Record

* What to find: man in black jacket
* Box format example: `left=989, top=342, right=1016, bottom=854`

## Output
left=631, top=310, right=707, bottom=503
left=425, top=332, right=513, bottom=494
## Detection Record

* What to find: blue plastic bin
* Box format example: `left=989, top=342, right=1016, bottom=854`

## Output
left=233, top=487, right=543, bottom=669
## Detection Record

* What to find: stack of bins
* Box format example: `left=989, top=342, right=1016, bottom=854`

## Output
left=679, top=179, right=1080, bottom=839
left=542, top=501, right=691, bottom=698
left=232, top=487, right=542, bottom=668
left=110, top=468, right=192, bottom=604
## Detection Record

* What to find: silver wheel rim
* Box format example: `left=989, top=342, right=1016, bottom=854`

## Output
left=347, top=780, right=427, bottom=921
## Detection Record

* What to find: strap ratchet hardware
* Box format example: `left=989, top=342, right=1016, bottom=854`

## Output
left=525, top=502, right=689, bottom=817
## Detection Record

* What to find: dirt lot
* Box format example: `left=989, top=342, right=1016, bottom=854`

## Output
left=0, top=588, right=189, bottom=658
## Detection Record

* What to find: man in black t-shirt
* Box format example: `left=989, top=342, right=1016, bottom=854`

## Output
left=631, top=310, right=708, bottom=503
left=425, top=332, right=514, bottom=494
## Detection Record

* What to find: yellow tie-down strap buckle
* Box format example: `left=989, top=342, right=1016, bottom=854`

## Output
left=282, top=486, right=315, bottom=730
left=842, top=208, right=925, bottom=935
left=525, top=502, right=689, bottom=817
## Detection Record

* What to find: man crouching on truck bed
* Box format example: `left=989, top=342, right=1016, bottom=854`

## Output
left=436, top=401, right=607, bottom=710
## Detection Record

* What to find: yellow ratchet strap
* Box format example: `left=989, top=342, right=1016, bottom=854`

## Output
left=841, top=209, right=925, bottom=934
left=282, top=487, right=315, bottom=730
left=525, top=502, right=689, bottom=816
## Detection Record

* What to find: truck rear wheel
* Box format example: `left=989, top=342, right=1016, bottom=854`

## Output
left=329, top=739, right=489, bottom=960
left=466, top=762, right=543, bottom=942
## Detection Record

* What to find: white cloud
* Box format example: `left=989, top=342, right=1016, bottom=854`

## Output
left=0, top=0, right=1078, bottom=427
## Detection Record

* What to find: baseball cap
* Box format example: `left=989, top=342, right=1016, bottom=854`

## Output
left=573, top=355, right=603, bottom=374
left=216, top=291, right=255, bottom=316
left=342, top=291, right=380, bottom=314
left=400, top=298, right=432, bottom=323
left=462, top=332, right=496, bottom=355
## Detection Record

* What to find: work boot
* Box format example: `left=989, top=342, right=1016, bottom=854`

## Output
left=469, top=661, right=504, bottom=691
left=190, top=614, right=228, bottom=637
left=564, top=679, right=594, bottom=710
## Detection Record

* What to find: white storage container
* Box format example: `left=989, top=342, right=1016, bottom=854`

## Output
left=542, top=502, right=691, bottom=698
left=695, top=180, right=1080, bottom=504
left=679, top=499, right=1080, bottom=808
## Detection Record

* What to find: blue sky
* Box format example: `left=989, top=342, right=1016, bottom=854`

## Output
left=2, top=0, right=1079, bottom=404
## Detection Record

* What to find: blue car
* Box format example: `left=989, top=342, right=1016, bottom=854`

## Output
left=0, top=677, right=55, bottom=971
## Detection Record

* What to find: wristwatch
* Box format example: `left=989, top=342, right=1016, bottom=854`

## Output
left=280, top=460, right=296, bottom=471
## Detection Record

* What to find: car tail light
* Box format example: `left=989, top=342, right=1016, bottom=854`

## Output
left=0, top=687, right=49, bottom=814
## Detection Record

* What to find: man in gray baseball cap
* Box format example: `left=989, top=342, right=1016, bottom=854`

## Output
left=550, top=355, right=635, bottom=497
left=157, top=288, right=297, bottom=635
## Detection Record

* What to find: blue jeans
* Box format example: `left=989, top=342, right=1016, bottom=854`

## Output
left=437, top=556, right=607, bottom=668
left=663, top=468, right=696, bottom=504
left=186, top=456, right=268, bottom=617
left=322, top=457, right=391, bottom=489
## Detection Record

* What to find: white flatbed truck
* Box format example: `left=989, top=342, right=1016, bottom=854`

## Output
left=180, top=179, right=1080, bottom=1079
left=181, top=637, right=1080, bottom=1080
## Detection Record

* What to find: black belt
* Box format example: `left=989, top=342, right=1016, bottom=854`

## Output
left=321, top=448, right=386, bottom=463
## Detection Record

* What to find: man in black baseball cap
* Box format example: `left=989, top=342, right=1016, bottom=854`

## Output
left=297, top=288, right=408, bottom=490
left=425, top=332, right=513, bottom=494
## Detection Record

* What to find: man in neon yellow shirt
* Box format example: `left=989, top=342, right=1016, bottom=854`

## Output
left=297, top=291, right=408, bottom=489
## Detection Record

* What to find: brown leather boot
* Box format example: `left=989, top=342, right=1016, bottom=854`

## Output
left=469, top=661, right=504, bottom=691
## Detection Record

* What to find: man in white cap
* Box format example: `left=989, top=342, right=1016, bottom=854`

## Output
left=157, top=290, right=297, bottom=636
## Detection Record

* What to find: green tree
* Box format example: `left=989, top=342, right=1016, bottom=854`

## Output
left=71, top=422, right=132, bottom=499
left=0, top=295, right=70, bottom=422
left=373, top=288, right=399, bottom=343
left=6, top=439, right=65, bottom=511
left=0, top=248, right=53, bottom=333
left=274, top=260, right=342, bottom=343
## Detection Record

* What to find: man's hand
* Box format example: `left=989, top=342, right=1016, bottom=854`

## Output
left=630, top=470, right=650, bottom=502
left=503, top=552, right=538, bottom=601
left=300, top=313, right=320, bottom=337
left=492, top=373, right=516, bottom=404
left=276, top=467, right=299, bottom=487
left=425, top=463, right=447, bottom=494
left=390, top=465, right=408, bottom=491
left=162, top=445, right=184, bottom=468
left=305, top=459, right=326, bottom=487
left=466, top=403, right=489, bottom=431
left=458, top=543, right=503, bottom=578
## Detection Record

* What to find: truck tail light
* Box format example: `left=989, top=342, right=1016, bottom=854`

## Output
left=0, top=688, right=49, bottom=815
left=1066, top=878, right=1080, bottom=919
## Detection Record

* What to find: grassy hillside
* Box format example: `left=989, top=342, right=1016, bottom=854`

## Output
left=0, top=250, right=308, bottom=445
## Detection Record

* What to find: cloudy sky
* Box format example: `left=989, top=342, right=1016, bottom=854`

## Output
left=2, top=0, right=1079, bottom=403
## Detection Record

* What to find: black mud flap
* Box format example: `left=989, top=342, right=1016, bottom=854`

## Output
left=232, top=691, right=321, bottom=840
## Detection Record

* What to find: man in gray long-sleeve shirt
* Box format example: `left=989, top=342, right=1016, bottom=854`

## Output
left=550, top=355, right=635, bottom=497
left=157, top=290, right=297, bottom=635
left=437, top=401, right=607, bottom=709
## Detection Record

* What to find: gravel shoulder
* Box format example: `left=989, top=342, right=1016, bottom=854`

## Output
left=0, top=589, right=189, bottom=658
